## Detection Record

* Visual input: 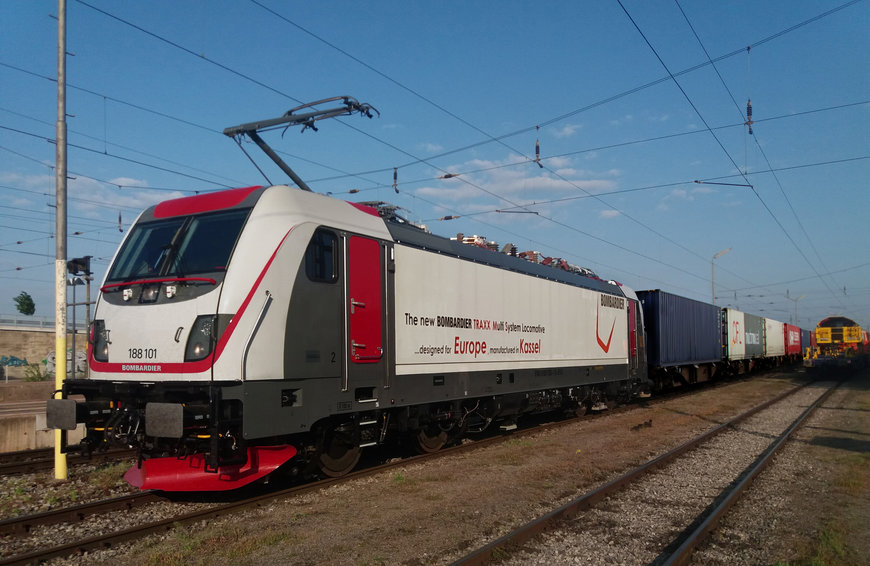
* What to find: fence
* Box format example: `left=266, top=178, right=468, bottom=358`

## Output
left=0, top=315, right=87, bottom=332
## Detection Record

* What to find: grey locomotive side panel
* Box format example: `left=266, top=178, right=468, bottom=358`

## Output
left=283, top=233, right=344, bottom=380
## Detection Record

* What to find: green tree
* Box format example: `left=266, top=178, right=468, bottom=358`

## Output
left=13, top=291, right=35, bottom=316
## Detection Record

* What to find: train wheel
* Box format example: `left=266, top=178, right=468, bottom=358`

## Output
left=315, top=423, right=361, bottom=478
left=415, top=425, right=448, bottom=454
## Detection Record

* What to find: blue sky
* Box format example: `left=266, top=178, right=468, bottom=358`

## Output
left=1, top=0, right=868, bottom=331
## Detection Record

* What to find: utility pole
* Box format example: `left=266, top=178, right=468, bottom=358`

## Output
left=711, top=248, right=731, bottom=305
left=54, top=0, right=68, bottom=481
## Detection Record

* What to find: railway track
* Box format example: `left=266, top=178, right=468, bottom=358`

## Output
left=0, top=375, right=803, bottom=565
left=0, top=447, right=137, bottom=476
left=449, top=380, right=836, bottom=565
left=0, top=398, right=613, bottom=565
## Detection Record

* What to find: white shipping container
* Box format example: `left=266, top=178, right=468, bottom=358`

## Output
left=764, top=318, right=786, bottom=357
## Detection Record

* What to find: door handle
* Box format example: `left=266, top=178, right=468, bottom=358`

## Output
left=350, top=298, right=366, bottom=314
left=351, top=341, right=383, bottom=361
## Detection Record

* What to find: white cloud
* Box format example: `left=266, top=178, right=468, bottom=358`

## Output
left=420, top=142, right=443, bottom=153
left=600, top=209, right=621, bottom=219
left=547, top=156, right=573, bottom=169
left=553, top=124, right=581, bottom=138
left=610, top=114, right=634, bottom=127
left=411, top=155, right=618, bottom=214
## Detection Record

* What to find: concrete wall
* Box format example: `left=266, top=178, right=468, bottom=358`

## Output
left=0, top=332, right=88, bottom=452
left=0, top=415, right=85, bottom=452
left=0, top=381, right=55, bottom=402
left=0, top=328, right=87, bottom=379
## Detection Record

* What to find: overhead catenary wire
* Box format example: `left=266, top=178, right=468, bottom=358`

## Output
left=673, top=0, right=850, bottom=312
left=617, top=0, right=848, bottom=314
left=1, top=1, right=865, bottom=320
left=244, top=0, right=864, bottom=298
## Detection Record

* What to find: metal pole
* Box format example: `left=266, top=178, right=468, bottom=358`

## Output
left=85, top=275, right=91, bottom=378
left=711, top=260, right=715, bottom=305
left=711, top=248, right=732, bottom=305
left=54, top=0, right=68, bottom=481
left=70, top=280, right=76, bottom=378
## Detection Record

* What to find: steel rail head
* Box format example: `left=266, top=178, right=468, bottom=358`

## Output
left=449, top=382, right=810, bottom=566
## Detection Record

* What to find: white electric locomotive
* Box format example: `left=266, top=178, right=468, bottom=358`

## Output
left=47, top=98, right=649, bottom=490
left=47, top=185, right=648, bottom=490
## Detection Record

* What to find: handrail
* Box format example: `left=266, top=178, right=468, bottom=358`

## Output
left=241, top=291, right=273, bottom=381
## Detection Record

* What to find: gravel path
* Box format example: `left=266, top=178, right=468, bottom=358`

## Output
left=498, top=382, right=833, bottom=565
left=691, top=372, right=870, bottom=565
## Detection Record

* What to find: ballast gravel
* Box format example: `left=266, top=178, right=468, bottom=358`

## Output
left=498, top=382, right=834, bottom=565
left=2, top=368, right=867, bottom=565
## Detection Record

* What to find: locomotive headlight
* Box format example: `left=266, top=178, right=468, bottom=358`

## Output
left=185, top=315, right=217, bottom=362
left=165, top=285, right=177, bottom=299
left=140, top=284, right=160, bottom=303
left=90, top=320, right=109, bottom=362
left=122, top=288, right=133, bottom=301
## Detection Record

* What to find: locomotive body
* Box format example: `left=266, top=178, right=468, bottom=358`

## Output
left=813, top=316, right=869, bottom=362
left=48, top=185, right=649, bottom=490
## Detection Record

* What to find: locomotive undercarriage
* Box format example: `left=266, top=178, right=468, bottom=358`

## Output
left=53, top=380, right=248, bottom=472
left=51, top=376, right=646, bottom=488
left=302, top=378, right=646, bottom=478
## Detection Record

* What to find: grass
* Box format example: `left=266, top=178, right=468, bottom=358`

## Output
left=142, top=524, right=297, bottom=566
left=89, top=461, right=130, bottom=491
left=831, top=452, right=870, bottom=496
left=776, top=522, right=847, bottom=566
left=22, top=363, right=52, bottom=381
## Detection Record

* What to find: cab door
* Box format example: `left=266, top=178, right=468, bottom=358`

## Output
left=345, top=235, right=386, bottom=400
left=628, top=299, right=646, bottom=381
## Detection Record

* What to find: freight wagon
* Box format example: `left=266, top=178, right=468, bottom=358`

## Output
left=636, top=289, right=722, bottom=388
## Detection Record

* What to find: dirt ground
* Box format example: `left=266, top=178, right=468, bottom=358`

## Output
left=61, top=368, right=868, bottom=566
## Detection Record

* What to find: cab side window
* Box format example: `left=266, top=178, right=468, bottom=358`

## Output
left=305, top=229, right=338, bottom=283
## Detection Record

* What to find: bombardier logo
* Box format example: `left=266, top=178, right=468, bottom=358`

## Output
left=596, top=294, right=623, bottom=353
left=596, top=305, right=615, bottom=353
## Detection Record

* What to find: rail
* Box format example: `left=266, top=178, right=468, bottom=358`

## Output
left=449, top=382, right=826, bottom=565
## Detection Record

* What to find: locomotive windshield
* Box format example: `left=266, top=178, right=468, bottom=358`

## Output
left=106, top=209, right=251, bottom=281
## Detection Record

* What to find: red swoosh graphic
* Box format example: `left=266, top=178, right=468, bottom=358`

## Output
left=596, top=305, right=615, bottom=353
left=90, top=227, right=295, bottom=374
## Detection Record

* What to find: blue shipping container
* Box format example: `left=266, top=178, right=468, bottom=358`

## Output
left=800, top=328, right=813, bottom=352
left=637, top=290, right=722, bottom=367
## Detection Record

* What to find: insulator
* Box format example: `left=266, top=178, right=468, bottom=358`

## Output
left=393, top=167, right=398, bottom=193
left=746, top=99, right=752, bottom=119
